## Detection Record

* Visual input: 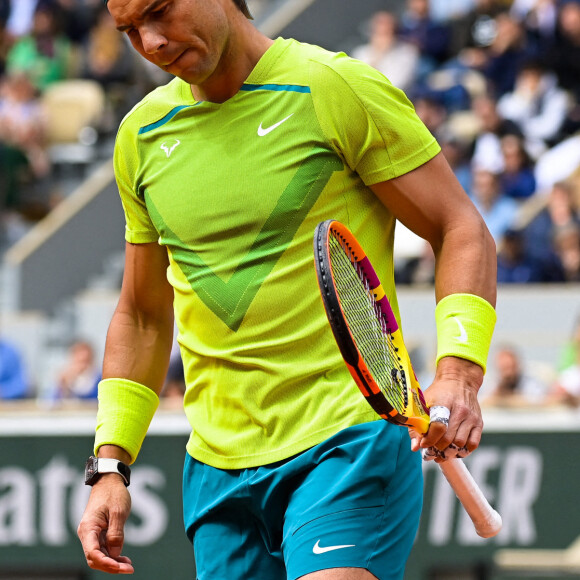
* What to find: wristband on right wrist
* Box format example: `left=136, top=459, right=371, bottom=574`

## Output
left=94, top=378, right=160, bottom=464
left=435, top=293, right=497, bottom=374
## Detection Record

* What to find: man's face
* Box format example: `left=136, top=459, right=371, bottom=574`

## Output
left=107, top=0, right=231, bottom=85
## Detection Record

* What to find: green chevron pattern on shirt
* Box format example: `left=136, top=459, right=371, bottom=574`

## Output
left=145, top=147, right=342, bottom=331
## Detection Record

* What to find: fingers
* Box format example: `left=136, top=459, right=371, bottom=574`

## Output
left=421, top=405, right=451, bottom=454
left=105, top=513, right=127, bottom=560
left=408, top=428, right=422, bottom=452
left=413, top=358, right=485, bottom=459
left=78, top=526, right=134, bottom=574
left=86, top=545, right=135, bottom=574
left=420, top=401, right=483, bottom=460
left=77, top=481, right=133, bottom=574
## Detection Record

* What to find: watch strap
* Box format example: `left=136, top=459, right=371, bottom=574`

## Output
left=85, top=456, right=131, bottom=486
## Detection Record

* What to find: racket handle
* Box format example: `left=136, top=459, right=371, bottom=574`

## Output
left=437, top=458, right=502, bottom=538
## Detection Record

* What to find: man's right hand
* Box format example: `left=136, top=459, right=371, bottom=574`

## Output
left=77, top=474, right=134, bottom=574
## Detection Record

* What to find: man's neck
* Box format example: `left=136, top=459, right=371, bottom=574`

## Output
left=191, top=27, right=274, bottom=103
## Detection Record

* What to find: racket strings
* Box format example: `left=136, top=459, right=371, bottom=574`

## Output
left=329, top=233, right=408, bottom=413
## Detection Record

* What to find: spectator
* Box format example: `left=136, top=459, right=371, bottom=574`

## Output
left=496, top=59, right=570, bottom=155
left=544, top=0, right=580, bottom=138
left=499, top=133, right=537, bottom=200
left=550, top=366, right=580, bottom=406
left=481, top=12, right=540, bottom=97
left=534, top=131, right=580, bottom=192
left=510, top=0, right=558, bottom=46
left=0, top=72, right=49, bottom=178
left=394, top=234, right=436, bottom=285
left=0, top=336, right=28, bottom=399
left=549, top=342, right=580, bottom=406
left=351, top=11, right=420, bottom=93
left=470, top=167, right=519, bottom=242
left=412, top=92, right=449, bottom=140
left=0, top=72, right=50, bottom=246
left=548, top=315, right=580, bottom=406
left=546, top=0, right=580, bottom=100
left=0, top=0, right=9, bottom=24
left=82, top=5, right=132, bottom=88
left=558, top=314, right=580, bottom=371
left=54, top=0, right=100, bottom=45
left=449, top=0, right=506, bottom=60
left=161, top=352, right=186, bottom=407
left=399, top=0, right=452, bottom=79
left=0, top=0, right=10, bottom=74
left=5, top=2, right=73, bottom=92
left=471, top=93, right=524, bottom=174
left=553, top=222, right=580, bottom=281
left=52, top=340, right=100, bottom=400
left=523, top=180, right=580, bottom=265
left=497, top=227, right=563, bottom=282
left=482, top=344, right=550, bottom=407
left=5, top=0, right=38, bottom=39
left=430, top=0, right=477, bottom=23
left=80, top=4, right=137, bottom=122
left=440, top=135, right=473, bottom=192
left=430, top=12, right=537, bottom=114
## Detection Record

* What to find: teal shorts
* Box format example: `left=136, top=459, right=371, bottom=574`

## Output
left=182, top=420, right=422, bottom=580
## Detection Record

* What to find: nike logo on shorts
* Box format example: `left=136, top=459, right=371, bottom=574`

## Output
left=312, top=539, right=356, bottom=554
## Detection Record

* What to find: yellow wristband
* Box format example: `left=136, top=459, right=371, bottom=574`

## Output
left=435, top=293, right=496, bottom=373
left=94, top=378, right=160, bottom=464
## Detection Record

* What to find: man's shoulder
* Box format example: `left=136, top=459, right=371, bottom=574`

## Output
left=275, top=37, right=400, bottom=110
left=282, top=37, right=376, bottom=79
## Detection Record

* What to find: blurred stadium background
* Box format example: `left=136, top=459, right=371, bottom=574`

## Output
left=1, top=0, right=580, bottom=578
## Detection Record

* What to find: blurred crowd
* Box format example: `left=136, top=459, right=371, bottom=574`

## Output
left=480, top=315, right=580, bottom=409
left=352, top=0, right=580, bottom=286
left=0, top=333, right=186, bottom=404
left=0, top=0, right=170, bottom=250
left=2, top=0, right=580, bottom=405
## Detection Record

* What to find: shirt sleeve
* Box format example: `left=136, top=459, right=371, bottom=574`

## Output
left=309, top=52, right=440, bottom=185
left=113, top=115, right=160, bottom=244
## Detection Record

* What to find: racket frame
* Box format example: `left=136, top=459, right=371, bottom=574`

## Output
left=314, top=219, right=429, bottom=433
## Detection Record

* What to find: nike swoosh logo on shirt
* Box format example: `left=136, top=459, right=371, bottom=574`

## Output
left=257, top=113, right=294, bottom=136
left=312, top=540, right=356, bottom=554
left=452, top=316, right=468, bottom=343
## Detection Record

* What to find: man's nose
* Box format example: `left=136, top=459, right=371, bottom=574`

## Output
left=140, top=25, right=168, bottom=54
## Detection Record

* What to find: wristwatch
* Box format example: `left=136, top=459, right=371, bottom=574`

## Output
left=85, top=456, right=131, bottom=487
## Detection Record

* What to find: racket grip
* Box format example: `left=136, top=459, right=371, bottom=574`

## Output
left=438, top=458, right=502, bottom=538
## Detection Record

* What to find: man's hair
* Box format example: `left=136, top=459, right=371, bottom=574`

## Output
left=234, top=0, right=253, bottom=19
left=103, top=0, right=253, bottom=19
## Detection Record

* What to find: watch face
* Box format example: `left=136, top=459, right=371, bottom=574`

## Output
left=85, top=456, right=99, bottom=485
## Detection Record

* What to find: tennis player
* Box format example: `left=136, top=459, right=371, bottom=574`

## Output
left=77, top=1, right=498, bottom=578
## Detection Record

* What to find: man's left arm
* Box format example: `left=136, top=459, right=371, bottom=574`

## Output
left=371, top=152, right=497, bottom=455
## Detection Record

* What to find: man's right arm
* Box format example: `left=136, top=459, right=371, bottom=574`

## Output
left=102, top=241, right=175, bottom=387
left=77, top=241, right=175, bottom=574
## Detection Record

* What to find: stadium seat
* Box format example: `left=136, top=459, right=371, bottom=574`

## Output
left=41, top=79, right=106, bottom=166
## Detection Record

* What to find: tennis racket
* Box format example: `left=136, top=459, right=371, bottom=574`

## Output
left=313, top=219, right=502, bottom=539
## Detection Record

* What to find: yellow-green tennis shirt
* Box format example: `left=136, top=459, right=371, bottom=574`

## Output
left=114, top=37, right=440, bottom=468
